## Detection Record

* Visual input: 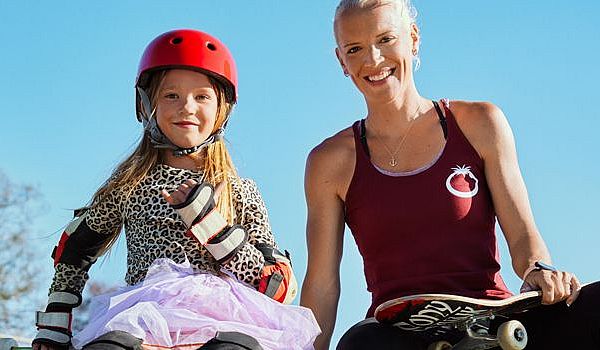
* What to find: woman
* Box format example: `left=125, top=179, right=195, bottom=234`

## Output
left=300, top=1, right=599, bottom=349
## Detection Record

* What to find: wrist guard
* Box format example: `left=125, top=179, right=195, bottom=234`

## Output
left=172, top=182, right=247, bottom=263
left=33, top=291, right=82, bottom=349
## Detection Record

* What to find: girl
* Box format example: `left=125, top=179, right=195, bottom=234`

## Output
left=33, top=29, right=319, bottom=350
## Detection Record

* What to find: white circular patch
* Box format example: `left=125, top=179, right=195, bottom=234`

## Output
left=445, top=165, right=479, bottom=198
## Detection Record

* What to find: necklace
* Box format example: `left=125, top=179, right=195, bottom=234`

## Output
left=369, top=104, right=422, bottom=167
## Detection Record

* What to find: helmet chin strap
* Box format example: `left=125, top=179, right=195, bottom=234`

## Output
left=137, top=87, right=226, bottom=157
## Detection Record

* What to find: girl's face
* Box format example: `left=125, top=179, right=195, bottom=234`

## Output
left=155, top=69, right=219, bottom=149
left=335, top=3, right=419, bottom=104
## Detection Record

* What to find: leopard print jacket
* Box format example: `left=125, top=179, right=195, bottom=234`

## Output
left=49, top=163, right=276, bottom=294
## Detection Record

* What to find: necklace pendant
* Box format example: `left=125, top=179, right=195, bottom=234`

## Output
left=390, top=158, right=397, bottom=167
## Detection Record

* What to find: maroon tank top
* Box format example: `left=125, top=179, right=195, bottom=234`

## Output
left=345, top=100, right=512, bottom=317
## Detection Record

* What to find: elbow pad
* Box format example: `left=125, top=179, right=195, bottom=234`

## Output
left=52, top=208, right=109, bottom=271
left=256, top=244, right=298, bottom=304
left=172, top=182, right=247, bottom=263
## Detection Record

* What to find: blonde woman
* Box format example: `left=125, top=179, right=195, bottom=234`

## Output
left=32, top=29, right=319, bottom=350
left=300, top=1, right=599, bottom=349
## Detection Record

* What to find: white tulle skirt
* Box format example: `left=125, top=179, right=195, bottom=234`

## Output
left=71, top=259, right=320, bottom=350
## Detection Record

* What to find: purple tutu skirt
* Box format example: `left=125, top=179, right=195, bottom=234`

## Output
left=72, top=259, right=320, bottom=350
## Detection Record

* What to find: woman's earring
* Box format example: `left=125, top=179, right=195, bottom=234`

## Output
left=412, top=48, right=421, bottom=71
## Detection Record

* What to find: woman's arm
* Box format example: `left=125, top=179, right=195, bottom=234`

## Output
left=454, top=101, right=580, bottom=305
left=300, top=143, right=347, bottom=350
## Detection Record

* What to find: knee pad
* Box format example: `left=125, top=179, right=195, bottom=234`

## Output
left=201, top=331, right=263, bottom=350
left=81, top=330, right=143, bottom=350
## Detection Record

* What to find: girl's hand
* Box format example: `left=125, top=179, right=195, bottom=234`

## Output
left=522, top=269, right=582, bottom=306
left=161, top=179, right=223, bottom=205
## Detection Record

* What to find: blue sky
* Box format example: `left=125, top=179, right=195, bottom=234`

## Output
left=1, top=0, right=599, bottom=346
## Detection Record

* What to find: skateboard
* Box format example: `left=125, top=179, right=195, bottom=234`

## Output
left=374, top=291, right=542, bottom=350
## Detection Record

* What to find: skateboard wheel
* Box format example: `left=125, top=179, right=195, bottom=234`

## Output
left=497, top=320, right=527, bottom=350
left=0, top=338, right=18, bottom=350
left=427, top=341, right=452, bottom=350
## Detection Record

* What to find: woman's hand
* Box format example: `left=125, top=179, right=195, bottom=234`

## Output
left=522, top=268, right=582, bottom=306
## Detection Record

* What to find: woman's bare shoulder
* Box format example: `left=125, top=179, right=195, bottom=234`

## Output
left=308, top=126, right=355, bottom=165
left=450, top=100, right=506, bottom=128
left=305, top=125, right=356, bottom=194
left=449, top=100, right=512, bottom=158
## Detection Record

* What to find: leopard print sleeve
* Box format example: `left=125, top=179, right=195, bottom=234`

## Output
left=49, top=263, right=89, bottom=294
left=220, top=178, right=277, bottom=288
left=235, top=178, right=276, bottom=247
left=49, top=183, right=124, bottom=295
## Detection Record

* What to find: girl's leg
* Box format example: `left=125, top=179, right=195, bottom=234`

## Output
left=336, top=319, right=427, bottom=350
left=513, top=281, right=600, bottom=349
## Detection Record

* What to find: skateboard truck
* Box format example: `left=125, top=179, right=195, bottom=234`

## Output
left=428, top=314, right=528, bottom=350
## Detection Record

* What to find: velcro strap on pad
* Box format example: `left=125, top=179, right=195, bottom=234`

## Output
left=205, top=226, right=247, bottom=262
left=256, top=244, right=292, bottom=265
left=256, top=243, right=298, bottom=304
left=264, top=272, right=284, bottom=298
left=272, top=250, right=291, bottom=265
left=34, top=328, right=71, bottom=346
left=48, top=291, right=82, bottom=309
left=65, top=212, right=87, bottom=235
left=188, top=208, right=228, bottom=245
left=36, top=311, right=71, bottom=330
left=173, top=184, right=214, bottom=226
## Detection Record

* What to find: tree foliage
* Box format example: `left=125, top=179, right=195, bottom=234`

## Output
left=0, top=170, right=42, bottom=333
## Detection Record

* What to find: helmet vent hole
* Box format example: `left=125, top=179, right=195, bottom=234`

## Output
left=171, top=37, right=183, bottom=45
left=206, top=42, right=217, bottom=51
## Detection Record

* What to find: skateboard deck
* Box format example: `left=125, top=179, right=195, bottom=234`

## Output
left=374, top=291, right=542, bottom=350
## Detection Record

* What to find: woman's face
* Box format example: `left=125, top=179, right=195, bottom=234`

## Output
left=335, top=3, right=419, bottom=103
left=155, top=69, right=219, bottom=149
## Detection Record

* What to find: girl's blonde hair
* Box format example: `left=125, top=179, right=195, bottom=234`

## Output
left=93, top=69, right=238, bottom=255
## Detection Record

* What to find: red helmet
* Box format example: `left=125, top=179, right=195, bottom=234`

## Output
left=136, top=29, right=238, bottom=115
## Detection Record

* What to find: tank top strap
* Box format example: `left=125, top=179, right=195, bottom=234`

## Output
left=437, top=99, right=484, bottom=164
left=441, top=99, right=463, bottom=134
left=432, top=100, right=448, bottom=140
left=352, top=119, right=371, bottom=165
